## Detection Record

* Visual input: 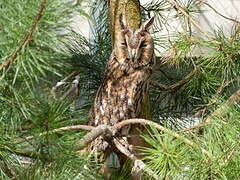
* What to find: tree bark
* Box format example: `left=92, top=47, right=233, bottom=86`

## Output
left=107, top=0, right=141, bottom=43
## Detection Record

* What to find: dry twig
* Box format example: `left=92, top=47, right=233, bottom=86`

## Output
left=72, top=0, right=81, bottom=7
left=150, top=68, right=197, bottom=92
left=205, top=88, right=240, bottom=123
left=60, top=75, right=80, bottom=100
left=165, top=0, right=212, bottom=38
left=75, top=125, right=112, bottom=151
left=196, top=0, right=240, bottom=24
left=15, top=124, right=94, bottom=144
left=51, top=71, right=78, bottom=98
left=19, top=161, right=34, bottom=165
left=113, top=138, right=159, bottom=180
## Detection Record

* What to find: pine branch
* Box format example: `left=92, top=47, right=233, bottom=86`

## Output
left=74, top=118, right=212, bottom=160
left=195, top=79, right=236, bottom=118
left=164, top=0, right=212, bottom=38
left=0, top=0, right=48, bottom=72
left=150, top=68, right=197, bottom=92
left=15, top=124, right=94, bottom=144
left=12, top=150, right=39, bottom=159
left=15, top=118, right=212, bottom=160
left=51, top=71, right=78, bottom=98
left=75, top=125, right=113, bottom=150
left=205, top=88, right=240, bottom=123
left=186, top=87, right=240, bottom=131
left=113, top=138, right=159, bottom=180
left=113, top=119, right=212, bottom=159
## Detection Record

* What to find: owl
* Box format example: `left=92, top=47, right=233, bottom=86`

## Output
left=88, top=15, right=155, bottom=159
left=90, top=15, right=155, bottom=125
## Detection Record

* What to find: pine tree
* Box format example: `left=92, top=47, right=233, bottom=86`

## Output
left=0, top=0, right=240, bottom=179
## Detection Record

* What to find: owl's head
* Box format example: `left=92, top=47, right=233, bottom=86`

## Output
left=114, top=15, right=154, bottom=66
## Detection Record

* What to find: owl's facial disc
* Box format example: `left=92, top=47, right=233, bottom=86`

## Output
left=125, top=29, right=145, bottom=61
left=118, top=14, right=154, bottom=63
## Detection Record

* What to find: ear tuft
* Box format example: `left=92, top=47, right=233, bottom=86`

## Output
left=142, top=17, right=154, bottom=31
left=119, top=14, right=127, bottom=29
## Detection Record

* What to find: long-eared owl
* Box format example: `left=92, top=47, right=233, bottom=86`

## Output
left=89, top=15, right=155, bottom=151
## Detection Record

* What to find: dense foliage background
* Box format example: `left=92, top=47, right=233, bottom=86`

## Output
left=0, top=0, right=240, bottom=179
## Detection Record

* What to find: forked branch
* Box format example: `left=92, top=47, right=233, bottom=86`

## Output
left=16, top=118, right=212, bottom=161
left=72, top=118, right=212, bottom=160
left=75, top=125, right=113, bottom=150
left=113, top=138, right=159, bottom=180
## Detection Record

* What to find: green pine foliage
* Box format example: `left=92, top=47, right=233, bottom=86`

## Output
left=142, top=105, right=240, bottom=179
left=0, top=0, right=103, bottom=179
left=0, top=0, right=240, bottom=179
left=140, top=1, right=240, bottom=179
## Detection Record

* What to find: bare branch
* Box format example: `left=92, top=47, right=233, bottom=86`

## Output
left=113, top=118, right=212, bottom=159
left=150, top=80, right=169, bottom=91
left=75, top=125, right=113, bottom=151
left=56, top=124, right=94, bottom=131
left=113, top=138, right=159, bottom=180
left=0, top=0, right=48, bottom=72
left=16, top=118, right=212, bottom=161
left=168, top=68, right=197, bottom=92
left=72, top=0, right=81, bottom=7
left=164, top=0, right=213, bottom=38
left=150, top=68, right=197, bottom=93
left=19, top=161, right=34, bottom=165
left=60, top=75, right=80, bottom=100
left=15, top=124, right=94, bottom=144
left=51, top=71, right=78, bottom=98
left=183, top=123, right=207, bottom=132
left=205, top=88, right=240, bottom=123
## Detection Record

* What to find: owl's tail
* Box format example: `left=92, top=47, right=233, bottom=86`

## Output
left=102, top=152, right=121, bottom=180
left=102, top=138, right=129, bottom=179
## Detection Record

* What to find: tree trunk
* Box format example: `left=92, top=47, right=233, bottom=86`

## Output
left=107, top=0, right=151, bottom=119
left=108, top=0, right=141, bottom=42
left=106, top=1, right=152, bottom=179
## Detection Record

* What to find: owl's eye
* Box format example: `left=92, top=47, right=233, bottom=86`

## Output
left=140, top=41, right=147, bottom=48
left=140, top=31, right=147, bottom=36
left=121, top=42, right=127, bottom=46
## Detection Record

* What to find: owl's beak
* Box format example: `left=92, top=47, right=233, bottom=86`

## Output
left=129, top=49, right=138, bottom=61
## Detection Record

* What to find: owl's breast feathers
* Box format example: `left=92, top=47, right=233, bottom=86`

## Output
left=90, top=53, right=154, bottom=126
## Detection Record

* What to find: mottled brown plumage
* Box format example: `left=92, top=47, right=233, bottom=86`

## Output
left=89, top=15, right=155, bottom=160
